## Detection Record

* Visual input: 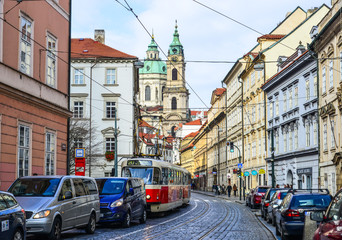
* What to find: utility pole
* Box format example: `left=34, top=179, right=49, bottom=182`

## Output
left=114, top=107, right=118, bottom=177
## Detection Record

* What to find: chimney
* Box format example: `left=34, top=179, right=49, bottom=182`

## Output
left=94, top=29, right=105, bottom=44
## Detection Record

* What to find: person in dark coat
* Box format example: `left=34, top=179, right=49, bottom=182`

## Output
left=227, top=184, right=232, bottom=197
left=233, top=184, right=237, bottom=197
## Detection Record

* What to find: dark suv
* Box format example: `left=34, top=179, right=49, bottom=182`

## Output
left=274, top=189, right=332, bottom=240
left=261, top=188, right=278, bottom=219
left=249, top=186, right=270, bottom=209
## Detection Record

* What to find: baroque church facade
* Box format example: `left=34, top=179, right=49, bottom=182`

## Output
left=139, top=23, right=190, bottom=136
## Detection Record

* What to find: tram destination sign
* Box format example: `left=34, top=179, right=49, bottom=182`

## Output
left=127, top=160, right=153, bottom=166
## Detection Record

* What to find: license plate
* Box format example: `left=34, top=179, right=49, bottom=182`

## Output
left=100, top=214, right=104, bottom=218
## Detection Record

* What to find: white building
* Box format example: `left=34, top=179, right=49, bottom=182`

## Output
left=70, top=30, right=140, bottom=177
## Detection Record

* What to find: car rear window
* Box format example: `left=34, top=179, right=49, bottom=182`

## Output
left=291, top=195, right=332, bottom=208
left=258, top=188, right=268, bottom=193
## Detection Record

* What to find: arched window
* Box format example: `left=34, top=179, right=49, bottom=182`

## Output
left=172, top=97, right=177, bottom=110
left=162, top=86, right=165, bottom=101
left=172, top=68, right=178, bottom=80
left=155, top=87, right=158, bottom=100
left=145, top=86, right=151, bottom=101
left=171, top=126, right=176, bottom=137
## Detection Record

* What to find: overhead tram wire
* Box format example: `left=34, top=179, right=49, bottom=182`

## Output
left=114, top=0, right=210, bottom=109
left=0, top=15, right=155, bottom=116
left=192, top=0, right=342, bottom=76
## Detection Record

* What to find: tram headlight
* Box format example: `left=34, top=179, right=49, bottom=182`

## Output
left=110, top=198, right=123, bottom=208
left=146, top=195, right=151, bottom=200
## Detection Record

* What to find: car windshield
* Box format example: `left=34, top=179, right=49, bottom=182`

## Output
left=96, top=179, right=125, bottom=195
left=258, top=188, right=268, bottom=193
left=9, top=178, right=60, bottom=197
left=291, top=195, right=332, bottom=208
left=122, top=167, right=153, bottom=184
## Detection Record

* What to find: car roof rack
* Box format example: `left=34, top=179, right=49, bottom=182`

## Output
left=287, top=188, right=330, bottom=195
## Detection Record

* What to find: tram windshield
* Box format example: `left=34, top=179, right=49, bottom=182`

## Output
left=122, top=167, right=153, bottom=185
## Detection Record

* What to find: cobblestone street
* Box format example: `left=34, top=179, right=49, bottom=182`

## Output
left=27, top=192, right=276, bottom=240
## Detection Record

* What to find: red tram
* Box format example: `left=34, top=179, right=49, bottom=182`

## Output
left=121, top=158, right=191, bottom=212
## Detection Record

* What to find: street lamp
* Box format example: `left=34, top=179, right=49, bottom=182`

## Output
left=254, top=59, right=275, bottom=188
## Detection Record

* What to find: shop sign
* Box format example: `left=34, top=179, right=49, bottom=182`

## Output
left=244, top=171, right=250, bottom=176
left=251, top=170, right=258, bottom=176
left=259, top=169, right=265, bottom=174
left=297, top=168, right=312, bottom=175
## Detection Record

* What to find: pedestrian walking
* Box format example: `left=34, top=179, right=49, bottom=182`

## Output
left=233, top=184, right=237, bottom=197
left=227, top=184, right=232, bottom=197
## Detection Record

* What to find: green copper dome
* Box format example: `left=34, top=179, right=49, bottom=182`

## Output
left=140, top=60, right=167, bottom=74
left=168, top=21, right=184, bottom=56
left=147, top=36, right=158, bottom=51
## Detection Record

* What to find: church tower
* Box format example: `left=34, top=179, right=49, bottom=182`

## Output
left=162, top=22, right=190, bottom=135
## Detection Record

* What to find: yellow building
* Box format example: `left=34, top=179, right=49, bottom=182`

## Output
left=310, top=0, right=342, bottom=195
left=240, top=5, right=329, bottom=190
left=180, top=131, right=198, bottom=177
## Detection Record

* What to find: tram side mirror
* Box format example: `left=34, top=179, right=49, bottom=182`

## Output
left=310, top=211, right=324, bottom=222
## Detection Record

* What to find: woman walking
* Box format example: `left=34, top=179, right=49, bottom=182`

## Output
left=233, top=184, right=237, bottom=197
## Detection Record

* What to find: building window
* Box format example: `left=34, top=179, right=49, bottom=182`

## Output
left=329, top=60, right=334, bottom=88
left=289, top=89, right=293, bottom=109
left=106, top=69, right=116, bottom=84
left=74, top=68, right=84, bottom=84
left=106, top=102, right=116, bottom=118
left=340, top=52, right=342, bottom=82
left=275, top=97, right=279, bottom=116
left=105, top=138, right=115, bottom=151
left=172, top=97, right=177, bottom=110
left=269, top=101, right=273, bottom=118
left=75, top=138, right=83, bottom=148
left=289, top=129, right=293, bottom=151
left=284, top=131, right=287, bottom=153
left=46, top=34, right=57, bottom=87
left=73, top=101, right=84, bottom=118
left=20, top=15, right=32, bottom=75
left=323, top=123, right=327, bottom=150
left=172, top=68, right=177, bottom=80
left=145, top=86, right=151, bottom=101
left=45, top=132, right=55, bottom=175
left=258, top=139, right=261, bottom=156
left=331, top=119, right=335, bottom=148
left=252, top=141, right=256, bottom=158
left=295, top=87, right=298, bottom=107
left=306, top=79, right=310, bottom=101
left=313, top=120, right=318, bottom=145
left=162, top=86, right=165, bottom=101
left=313, top=75, right=317, bottom=97
left=18, top=125, right=30, bottom=177
left=155, top=88, right=158, bottom=100
left=322, top=67, right=326, bottom=93
left=275, top=133, right=279, bottom=154
left=251, top=71, right=255, bottom=86
left=306, top=121, right=310, bottom=147
left=294, top=127, right=298, bottom=149
left=283, top=92, right=287, bottom=112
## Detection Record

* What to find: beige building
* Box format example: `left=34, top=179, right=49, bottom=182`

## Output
left=310, top=0, right=342, bottom=194
left=240, top=5, right=329, bottom=190
left=222, top=59, right=244, bottom=194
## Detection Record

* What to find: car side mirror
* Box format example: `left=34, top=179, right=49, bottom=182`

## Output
left=310, top=211, right=324, bottom=222
left=129, top=188, right=134, bottom=196
left=64, top=191, right=72, bottom=200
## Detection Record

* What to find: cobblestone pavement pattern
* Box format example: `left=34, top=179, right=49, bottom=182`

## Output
left=27, top=192, right=276, bottom=240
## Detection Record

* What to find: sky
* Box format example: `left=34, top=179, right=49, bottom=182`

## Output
left=71, top=0, right=332, bottom=110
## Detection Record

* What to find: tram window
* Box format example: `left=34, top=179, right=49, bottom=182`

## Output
left=162, top=168, right=168, bottom=185
left=153, top=168, right=161, bottom=185
left=177, top=171, right=180, bottom=185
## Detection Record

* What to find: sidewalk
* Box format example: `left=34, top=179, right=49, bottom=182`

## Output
left=192, top=190, right=246, bottom=204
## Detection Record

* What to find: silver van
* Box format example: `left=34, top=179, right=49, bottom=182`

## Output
left=8, top=175, right=100, bottom=240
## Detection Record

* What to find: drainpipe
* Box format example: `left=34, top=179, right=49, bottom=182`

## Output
left=89, top=58, right=98, bottom=177
left=66, top=0, right=72, bottom=175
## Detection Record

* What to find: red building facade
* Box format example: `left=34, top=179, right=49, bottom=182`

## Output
left=0, top=0, right=71, bottom=190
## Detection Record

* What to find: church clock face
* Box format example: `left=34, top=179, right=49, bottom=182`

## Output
left=172, top=56, right=178, bottom=62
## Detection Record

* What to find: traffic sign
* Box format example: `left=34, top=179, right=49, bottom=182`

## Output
left=237, top=163, right=243, bottom=169
left=75, top=148, right=85, bottom=158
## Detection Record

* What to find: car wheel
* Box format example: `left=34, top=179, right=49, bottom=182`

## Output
left=122, top=212, right=131, bottom=228
left=48, top=218, right=61, bottom=240
left=85, top=213, right=96, bottom=234
left=12, top=228, right=23, bottom=240
left=275, top=221, right=280, bottom=236
left=139, top=209, right=147, bottom=224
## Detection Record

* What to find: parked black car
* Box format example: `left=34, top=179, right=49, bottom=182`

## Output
left=261, top=188, right=278, bottom=219
left=0, top=191, right=26, bottom=240
left=266, top=189, right=289, bottom=226
left=274, top=189, right=332, bottom=240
